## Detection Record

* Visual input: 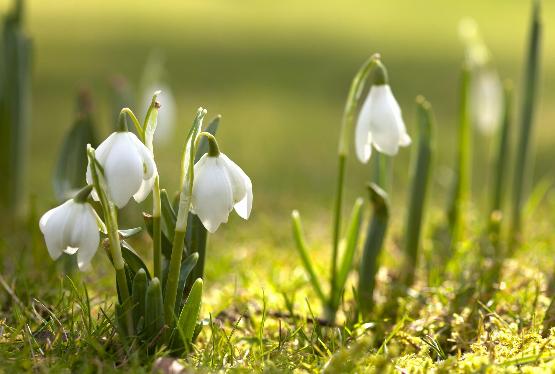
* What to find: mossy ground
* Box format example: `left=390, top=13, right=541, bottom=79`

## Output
left=2, top=195, right=555, bottom=373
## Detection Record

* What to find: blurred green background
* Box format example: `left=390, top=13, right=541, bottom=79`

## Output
left=3, top=0, right=554, bottom=224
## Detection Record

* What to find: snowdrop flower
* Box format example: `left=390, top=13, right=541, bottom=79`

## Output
left=355, top=60, right=411, bottom=163
left=39, top=186, right=102, bottom=270
left=190, top=134, right=253, bottom=233
left=471, top=68, right=503, bottom=136
left=86, top=129, right=157, bottom=208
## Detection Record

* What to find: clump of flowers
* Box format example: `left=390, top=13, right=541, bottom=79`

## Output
left=40, top=93, right=252, bottom=352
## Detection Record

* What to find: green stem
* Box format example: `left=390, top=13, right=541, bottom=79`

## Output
left=164, top=228, right=187, bottom=325
left=330, top=154, right=346, bottom=309
left=119, top=107, right=144, bottom=141
left=87, top=146, right=133, bottom=336
left=153, top=176, right=162, bottom=279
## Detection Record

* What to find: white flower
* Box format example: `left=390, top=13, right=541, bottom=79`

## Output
left=86, top=131, right=157, bottom=208
left=39, top=199, right=101, bottom=270
left=471, top=68, right=503, bottom=135
left=355, top=84, right=411, bottom=163
left=190, top=153, right=253, bottom=233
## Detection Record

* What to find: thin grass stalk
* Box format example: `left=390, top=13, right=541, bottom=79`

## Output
left=357, top=184, right=389, bottom=318
left=402, top=96, right=434, bottom=288
left=510, top=1, right=541, bottom=254
left=487, top=81, right=513, bottom=263
left=446, top=64, right=471, bottom=249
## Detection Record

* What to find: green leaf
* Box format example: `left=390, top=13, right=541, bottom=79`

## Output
left=358, top=184, right=389, bottom=318
left=175, top=253, right=199, bottom=315
left=175, top=278, right=203, bottom=345
left=118, top=227, right=142, bottom=239
left=185, top=214, right=208, bottom=292
left=53, top=97, right=96, bottom=202
left=333, top=198, right=364, bottom=309
left=510, top=1, right=542, bottom=252
left=402, top=97, right=434, bottom=288
left=143, top=212, right=173, bottom=260
left=144, top=277, right=164, bottom=341
left=160, top=189, right=177, bottom=246
left=121, top=241, right=151, bottom=280
left=291, top=210, right=326, bottom=303
left=132, top=269, right=148, bottom=331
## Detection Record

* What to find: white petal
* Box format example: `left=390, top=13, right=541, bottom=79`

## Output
left=134, top=173, right=156, bottom=203
left=234, top=176, right=252, bottom=220
left=367, top=85, right=402, bottom=156
left=221, top=154, right=253, bottom=219
left=129, top=132, right=156, bottom=180
left=86, top=133, right=118, bottom=202
left=191, top=155, right=234, bottom=233
left=220, top=154, right=247, bottom=203
left=103, top=133, right=144, bottom=208
left=355, top=97, right=373, bottom=163
left=75, top=206, right=100, bottom=271
left=39, top=200, right=74, bottom=260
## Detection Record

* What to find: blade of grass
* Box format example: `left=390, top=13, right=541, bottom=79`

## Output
left=402, top=96, right=434, bottom=288
left=357, top=183, right=389, bottom=318
left=291, top=210, right=326, bottom=304
left=331, top=198, right=364, bottom=312
left=510, top=0, right=541, bottom=254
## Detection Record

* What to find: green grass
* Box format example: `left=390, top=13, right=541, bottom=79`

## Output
left=3, top=0, right=555, bottom=372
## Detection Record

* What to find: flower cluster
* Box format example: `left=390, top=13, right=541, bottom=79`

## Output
left=40, top=100, right=252, bottom=270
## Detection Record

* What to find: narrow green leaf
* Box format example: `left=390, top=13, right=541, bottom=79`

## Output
left=176, top=278, right=203, bottom=345
left=291, top=210, right=326, bottom=303
left=184, top=214, right=208, bottom=292
left=53, top=92, right=96, bottom=202
left=118, top=227, right=142, bottom=239
left=121, top=241, right=151, bottom=280
left=143, top=212, right=173, bottom=259
left=175, top=252, right=199, bottom=315
left=132, top=269, right=148, bottom=331
left=402, top=97, right=434, bottom=288
left=446, top=64, right=471, bottom=249
left=510, top=1, right=542, bottom=252
left=358, top=184, right=389, bottom=318
left=160, top=189, right=177, bottom=246
left=144, top=278, right=164, bottom=340
left=332, top=198, right=364, bottom=309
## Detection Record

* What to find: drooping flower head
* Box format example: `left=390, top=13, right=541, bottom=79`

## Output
left=354, top=57, right=411, bottom=163
left=39, top=185, right=104, bottom=270
left=190, top=134, right=252, bottom=233
left=86, top=117, right=157, bottom=208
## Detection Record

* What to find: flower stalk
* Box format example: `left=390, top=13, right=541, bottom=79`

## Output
left=86, top=145, right=133, bottom=336
left=164, top=109, right=206, bottom=325
left=331, top=53, right=381, bottom=312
